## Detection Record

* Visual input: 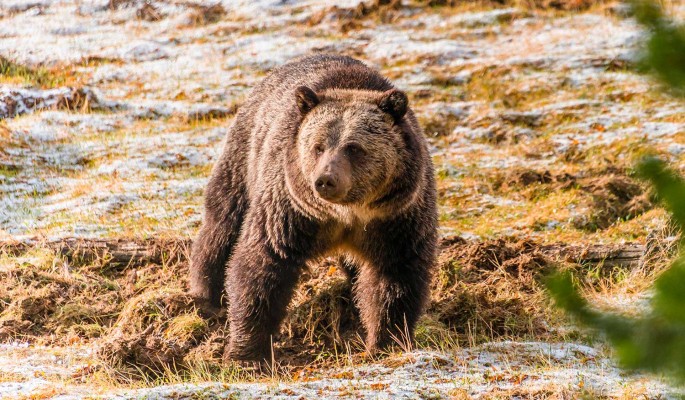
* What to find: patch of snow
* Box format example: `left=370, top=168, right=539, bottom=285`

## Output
left=364, top=29, right=477, bottom=64
left=147, top=148, right=211, bottom=169
left=668, top=143, right=685, bottom=156
left=643, top=122, right=684, bottom=138
left=0, top=343, right=95, bottom=399
left=420, top=102, right=477, bottom=120
left=445, top=8, right=520, bottom=28
left=119, top=41, right=170, bottom=62
left=127, top=100, right=235, bottom=120
left=6, top=111, right=125, bottom=141
left=0, top=87, right=72, bottom=119
left=96, top=344, right=679, bottom=399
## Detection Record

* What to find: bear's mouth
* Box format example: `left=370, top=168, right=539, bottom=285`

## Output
left=313, top=176, right=349, bottom=203
left=314, top=185, right=348, bottom=203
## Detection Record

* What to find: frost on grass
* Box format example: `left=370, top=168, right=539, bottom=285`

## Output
left=0, top=0, right=682, bottom=241
left=3, top=345, right=675, bottom=399
left=0, top=86, right=102, bottom=119
left=0, top=343, right=95, bottom=399
left=0, top=0, right=684, bottom=398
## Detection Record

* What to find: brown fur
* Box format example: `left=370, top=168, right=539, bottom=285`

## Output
left=190, top=54, right=438, bottom=362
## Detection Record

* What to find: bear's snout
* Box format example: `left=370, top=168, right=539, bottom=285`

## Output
left=312, top=150, right=352, bottom=203
left=314, top=173, right=346, bottom=202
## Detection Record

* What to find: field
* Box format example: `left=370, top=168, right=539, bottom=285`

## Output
left=1, top=0, right=684, bottom=398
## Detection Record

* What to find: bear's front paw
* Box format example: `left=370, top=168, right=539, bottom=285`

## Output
left=222, top=346, right=271, bottom=374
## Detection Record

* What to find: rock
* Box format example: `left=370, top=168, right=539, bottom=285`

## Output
left=499, top=111, right=543, bottom=127
left=0, top=87, right=105, bottom=119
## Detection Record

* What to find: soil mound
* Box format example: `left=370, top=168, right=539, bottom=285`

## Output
left=430, top=238, right=552, bottom=338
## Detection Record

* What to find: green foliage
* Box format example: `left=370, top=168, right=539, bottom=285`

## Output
left=632, top=0, right=685, bottom=95
left=0, top=56, right=66, bottom=88
left=546, top=1, right=685, bottom=385
left=547, top=159, right=685, bottom=383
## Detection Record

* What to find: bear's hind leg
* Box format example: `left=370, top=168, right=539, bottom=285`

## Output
left=189, top=155, right=248, bottom=309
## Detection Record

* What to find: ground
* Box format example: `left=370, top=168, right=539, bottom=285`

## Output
left=0, top=0, right=684, bottom=399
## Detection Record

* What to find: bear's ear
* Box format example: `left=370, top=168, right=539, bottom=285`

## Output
left=295, top=86, right=319, bottom=115
left=378, top=89, right=408, bottom=122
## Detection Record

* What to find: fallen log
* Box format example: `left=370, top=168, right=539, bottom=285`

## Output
left=542, top=242, right=646, bottom=268
left=0, top=237, right=646, bottom=269
left=0, top=237, right=191, bottom=267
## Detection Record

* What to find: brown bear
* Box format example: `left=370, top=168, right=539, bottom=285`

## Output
left=189, top=54, right=438, bottom=362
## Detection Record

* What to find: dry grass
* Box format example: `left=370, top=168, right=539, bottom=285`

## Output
left=1, top=231, right=667, bottom=385
left=0, top=1, right=681, bottom=396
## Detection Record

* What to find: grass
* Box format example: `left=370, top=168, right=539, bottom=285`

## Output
left=0, top=57, right=78, bottom=88
left=0, top=113, right=226, bottom=239
left=0, top=164, right=21, bottom=178
left=0, top=0, right=682, bottom=397
left=2, top=232, right=653, bottom=390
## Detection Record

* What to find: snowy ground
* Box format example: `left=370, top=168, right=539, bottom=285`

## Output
left=1, top=0, right=684, bottom=398
left=2, top=0, right=683, bottom=242
left=0, top=342, right=678, bottom=399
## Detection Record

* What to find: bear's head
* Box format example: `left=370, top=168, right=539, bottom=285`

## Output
left=295, top=86, right=410, bottom=206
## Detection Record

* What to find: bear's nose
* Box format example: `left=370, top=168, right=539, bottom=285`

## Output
left=315, top=175, right=337, bottom=194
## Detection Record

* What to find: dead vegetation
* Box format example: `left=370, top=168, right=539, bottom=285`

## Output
left=0, top=248, right=122, bottom=342
left=487, top=167, right=653, bottom=231
left=492, top=168, right=577, bottom=194
left=109, top=1, right=225, bottom=25
left=572, top=174, right=653, bottom=231
left=136, top=3, right=163, bottom=22
left=429, top=237, right=553, bottom=340
left=97, top=289, right=206, bottom=376
left=0, top=235, right=655, bottom=379
left=307, top=0, right=403, bottom=33
left=182, top=3, right=226, bottom=27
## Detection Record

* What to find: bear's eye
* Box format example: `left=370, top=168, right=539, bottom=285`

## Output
left=344, top=143, right=366, bottom=158
left=314, top=144, right=325, bottom=156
